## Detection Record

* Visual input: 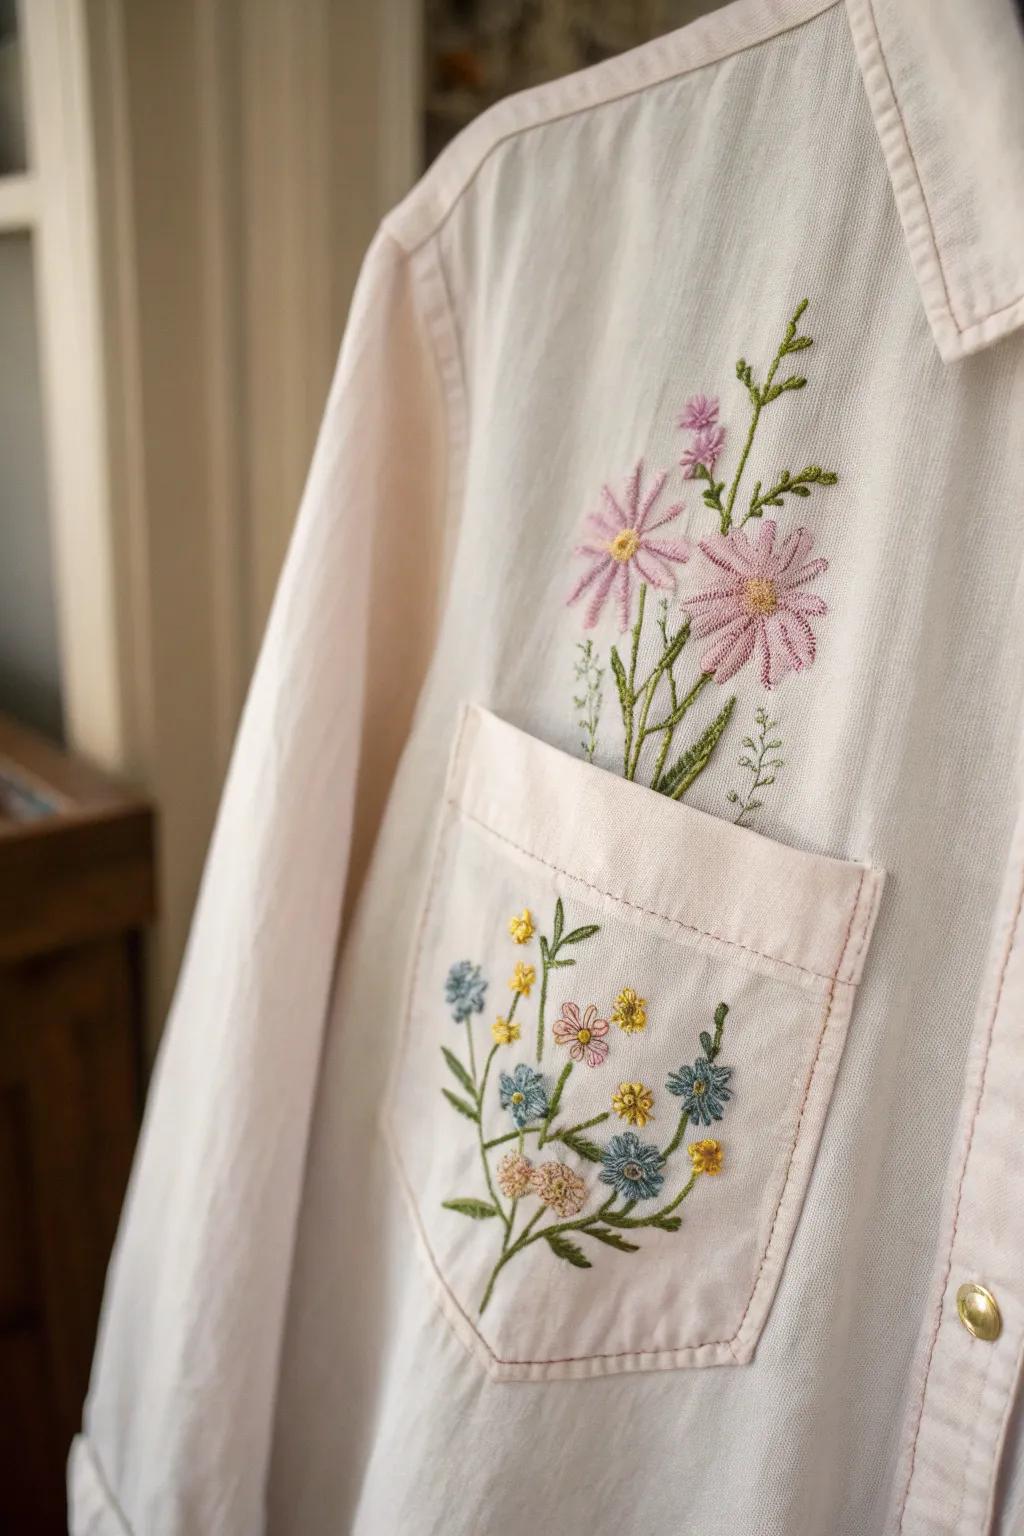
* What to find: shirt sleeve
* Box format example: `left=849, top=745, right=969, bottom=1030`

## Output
left=68, top=226, right=452, bottom=1535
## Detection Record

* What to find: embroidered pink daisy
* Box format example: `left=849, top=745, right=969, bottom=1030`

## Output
left=686, top=521, right=828, bottom=689
left=680, top=425, right=726, bottom=478
left=552, top=1001, right=610, bottom=1066
left=566, top=460, right=692, bottom=632
left=678, top=393, right=720, bottom=432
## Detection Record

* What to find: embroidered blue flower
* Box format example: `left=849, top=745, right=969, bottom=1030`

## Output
left=599, top=1132, right=665, bottom=1202
left=445, top=960, right=488, bottom=1023
left=499, top=1063, right=549, bottom=1128
left=665, top=1056, right=732, bottom=1125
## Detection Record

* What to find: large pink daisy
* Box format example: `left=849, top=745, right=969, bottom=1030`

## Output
left=686, top=521, right=829, bottom=689
left=566, top=460, right=692, bottom=632
left=552, top=1002, right=610, bottom=1067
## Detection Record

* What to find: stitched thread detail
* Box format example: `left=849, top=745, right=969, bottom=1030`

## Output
left=455, top=799, right=857, bottom=985
left=727, top=705, right=783, bottom=825
left=896, top=856, right=1024, bottom=1529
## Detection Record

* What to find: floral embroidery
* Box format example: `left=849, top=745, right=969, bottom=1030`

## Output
left=564, top=296, right=838, bottom=799
left=499, top=1063, right=549, bottom=1127
left=666, top=1053, right=733, bottom=1125
left=532, top=1160, right=588, bottom=1217
left=611, top=986, right=647, bottom=1034
left=497, top=1151, right=534, bottom=1198
left=491, top=1015, right=521, bottom=1046
left=445, top=960, right=487, bottom=1022
left=686, top=523, right=828, bottom=689
left=612, top=1081, right=655, bottom=1127
left=572, top=639, right=604, bottom=763
left=552, top=1001, right=610, bottom=1066
left=600, top=1132, right=665, bottom=1201
left=507, top=908, right=535, bottom=944
left=440, top=899, right=735, bottom=1313
left=688, top=1138, right=724, bottom=1175
left=566, top=461, right=691, bottom=633
left=509, top=961, right=536, bottom=997
left=727, top=705, right=783, bottom=825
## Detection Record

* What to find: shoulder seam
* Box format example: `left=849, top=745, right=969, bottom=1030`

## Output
left=384, top=0, right=841, bottom=255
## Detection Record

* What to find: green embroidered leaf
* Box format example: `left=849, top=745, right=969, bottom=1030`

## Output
left=441, top=1088, right=479, bottom=1123
left=714, top=1002, right=730, bottom=1029
left=549, top=956, right=576, bottom=969
left=552, top=897, right=565, bottom=946
left=441, top=1047, right=475, bottom=1098
left=610, top=645, right=630, bottom=714
left=651, top=1215, right=682, bottom=1232
left=561, top=924, right=600, bottom=945
left=546, top=1063, right=572, bottom=1125
left=559, top=1130, right=604, bottom=1163
left=588, top=1227, right=641, bottom=1253
left=442, top=1198, right=499, bottom=1220
left=699, top=1030, right=714, bottom=1057
left=658, top=696, right=737, bottom=800
left=544, top=1232, right=592, bottom=1269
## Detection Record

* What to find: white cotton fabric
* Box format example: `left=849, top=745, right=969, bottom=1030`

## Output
left=68, top=1, right=1024, bottom=1533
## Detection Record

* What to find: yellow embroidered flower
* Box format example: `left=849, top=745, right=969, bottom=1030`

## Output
left=531, top=1160, right=587, bottom=1218
left=688, top=1138, right=724, bottom=1176
left=611, top=986, right=647, bottom=1034
left=497, top=1151, right=534, bottom=1199
left=509, top=961, right=536, bottom=997
left=507, top=908, right=535, bottom=944
left=491, top=1015, right=521, bottom=1046
left=611, top=1082, right=654, bottom=1128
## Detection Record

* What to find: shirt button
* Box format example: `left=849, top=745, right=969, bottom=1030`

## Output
left=956, top=1282, right=1002, bottom=1342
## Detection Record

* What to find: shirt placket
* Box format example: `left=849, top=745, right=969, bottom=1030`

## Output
left=897, top=814, right=1024, bottom=1534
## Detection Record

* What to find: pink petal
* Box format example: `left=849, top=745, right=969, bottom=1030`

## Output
left=575, top=539, right=612, bottom=557
left=569, top=1041, right=585, bottom=1063
left=690, top=597, right=747, bottom=640
left=779, top=557, right=829, bottom=592
left=777, top=608, right=817, bottom=671
left=589, top=1018, right=610, bottom=1038
left=584, top=1039, right=609, bottom=1067
left=635, top=468, right=668, bottom=533
left=615, top=561, right=633, bottom=632
left=583, top=561, right=618, bottom=629
left=561, top=1002, right=581, bottom=1027
left=552, top=1020, right=575, bottom=1043
left=687, top=582, right=744, bottom=612
left=696, top=534, right=750, bottom=579
left=642, top=503, right=687, bottom=534
left=624, top=462, right=643, bottom=522
left=701, top=617, right=756, bottom=683
left=773, top=525, right=813, bottom=577
left=633, top=547, right=678, bottom=589
left=601, top=485, right=629, bottom=530
left=642, top=537, right=692, bottom=564
left=584, top=509, right=621, bottom=540
left=751, top=519, right=780, bottom=569
left=757, top=616, right=791, bottom=690
left=582, top=1004, right=597, bottom=1029
left=784, top=590, right=827, bottom=618
left=566, top=556, right=609, bottom=610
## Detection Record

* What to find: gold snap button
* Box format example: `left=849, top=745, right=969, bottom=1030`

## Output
left=956, top=1282, right=1002, bottom=1342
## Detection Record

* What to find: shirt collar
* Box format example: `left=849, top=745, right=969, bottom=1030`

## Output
left=846, top=0, right=1024, bottom=361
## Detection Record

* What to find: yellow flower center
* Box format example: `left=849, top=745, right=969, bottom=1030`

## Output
left=577, top=1027, right=592, bottom=1044
left=623, top=1162, right=642, bottom=1181
left=744, top=577, right=778, bottom=616
left=511, top=1091, right=524, bottom=1105
left=693, top=1080, right=706, bottom=1094
left=609, top=528, right=640, bottom=563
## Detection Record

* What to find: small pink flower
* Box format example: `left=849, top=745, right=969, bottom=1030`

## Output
left=552, top=1002, right=610, bottom=1066
left=531, top=1161, right=587, bottom=1218
left=566, top=460, right=692, bottom=632
left=680, top=425, right=726, bottom=478
left=678, top=393, right=720, bottom=432
left=685, top=521, right=828, bottom=690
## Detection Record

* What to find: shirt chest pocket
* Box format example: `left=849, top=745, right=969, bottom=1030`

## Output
left=385, top=704, right=884, bottom=1382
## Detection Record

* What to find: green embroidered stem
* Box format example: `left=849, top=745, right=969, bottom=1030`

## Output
left=475, top=1043, right=508, bottom=1234
left=657, top=691, right=736, bottom=800
left=538, top=1062, right=572, bottom=1147
left=742, top=464, right=837, bottom=526
left=483, top=1109, right=610, bottom=1153
left=727, top=707, right=783, bottom=825
left=572, top=639, right=604, bottom=763
left=721, top=298, right=812, bottom=533
left=660, top=1110, right=691, bottom=1162
left=535, top=899, right=600, bottom=1063
left=464, top=1019, right=477, bottom=1087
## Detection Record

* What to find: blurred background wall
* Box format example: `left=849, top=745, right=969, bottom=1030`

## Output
left=1, top=0, right=726, bottom=1046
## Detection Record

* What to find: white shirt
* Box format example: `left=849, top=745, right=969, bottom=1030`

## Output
left=70, top=1, right=1024, bottom=1532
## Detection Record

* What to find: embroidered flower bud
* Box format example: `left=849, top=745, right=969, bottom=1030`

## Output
left=491, top=1015, right=521, bottom=1046
left=497, top=1151, right=534, bottom=1199
left=509, top=961, right=536, bottom=997
left=611, top=986, right=647, bottom=1034
left=507, top=908, right=535, bottom=945
left=531, top=1161, right=587, bottom=1218
left=688, top=1139, right=724, bottom=1176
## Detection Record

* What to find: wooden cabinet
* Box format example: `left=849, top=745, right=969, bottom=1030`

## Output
left=0, top=715, right=154, bottom=1534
